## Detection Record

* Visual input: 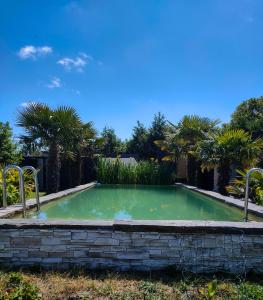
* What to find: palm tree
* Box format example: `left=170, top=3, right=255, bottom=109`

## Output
left=196, top=129, right=263, bottom=194
left=17, top=103, right=81, bottom=193
left=226, top=169, right=263, bottom=205
left=157, top=116, right=220, bottom=185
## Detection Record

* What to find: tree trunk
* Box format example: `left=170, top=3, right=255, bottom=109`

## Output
left=72, top=152, right=82, bottom=187
left=218, top=160, right=230, bottom=195
left=47, top=142, right=61, bottom=194
left=187, top=155, right=197, bottom=185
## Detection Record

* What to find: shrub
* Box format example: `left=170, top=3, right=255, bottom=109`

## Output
left=0, top=272, right=41, bottom=300
left=97, top=158, right=175, bottom=185
left=226, top=169, right=263, bottom=205
left=0, top=168, right=35, bottom=207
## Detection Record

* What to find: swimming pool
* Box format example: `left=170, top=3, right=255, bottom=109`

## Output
left=28, top=185, right=262, bottom=221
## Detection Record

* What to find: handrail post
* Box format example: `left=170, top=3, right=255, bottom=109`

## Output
left=2, top=165, right=26, bottom=218
left=22, top=166, right=40, bottom=211
left=2, top=170, right=7, bottom=208
left=244, top=168, right=263, bottom=222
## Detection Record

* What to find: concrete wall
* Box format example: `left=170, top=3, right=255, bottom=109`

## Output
left=0, top=220, right=263, bottom=274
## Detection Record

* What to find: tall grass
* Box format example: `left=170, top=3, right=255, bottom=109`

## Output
left=97, top=158, right=175, bottom=185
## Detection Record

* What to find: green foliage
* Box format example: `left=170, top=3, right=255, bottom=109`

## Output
left=16, top=102, right=88, bottom=193
left=8, top=272, right=23, bottom=286
left=238, top=282, right=263, bottom=300
left=17, top=103, right=82, bottom=155
left=206, top=280, right=217, bottom=300
left=147, top=112, right=167, bottom=160
left=196, top=129, right=263, bottom=194
left=139, top=281, right=157, bottom=299
left=231, top=97, right=263, bottom=134
left=127, top=121, right=149, bottom=159
left=0, top=169, right=34, bottom=206
left=126, top=113, right=168, bottom=161
left=197, top=129, right=263, bottom=169
left=177, top=115, right=220, bottom=148
left=226, top=169, right=263, bottom=205
left=100, top=127, right=125, bottom=157
left=97, top=158, right=175, bottom=185
left=0, top=122, right=21, bottom=164
left=155, top=115, right=220, bottom=186
left=0, top=272, right=40, bottom=300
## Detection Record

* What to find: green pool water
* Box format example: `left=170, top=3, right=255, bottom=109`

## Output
left=28, top=185, right=261, bottom=221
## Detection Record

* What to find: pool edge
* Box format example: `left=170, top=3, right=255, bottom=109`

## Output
left=0, top=219, right=263, bottom=234
left=0, top=181, right=97, bottom=219
left=175, top=183, right=263, bottom=219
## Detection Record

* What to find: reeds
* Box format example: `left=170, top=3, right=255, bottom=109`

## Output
left=97, top=158, right=175, bottom=185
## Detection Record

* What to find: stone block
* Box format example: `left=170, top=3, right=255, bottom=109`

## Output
left=141, top=233, right=160, bottom=239
left=94, top=238, right=119, bottom=246
left=11, top=237, right=41, bottom=246
left=74, top=250, right=89, bottom=257
left=117, top=251, right=149, bottom=260
left=71, top=231, right=87, bottom=240
left=41, top=237, right=62, bottom=245
left=88, top=231, right=112, bottom=238
left=41, top=245, right=66, bottom=251
left=0, top=251, right=13, bottom=258
left=29, top=251, right=48, bottom=258
left=112, top=232, right=130, bottom=240
left=42, top=257, right=63, bottom=263
left=48, top=251, right=73, bottom=257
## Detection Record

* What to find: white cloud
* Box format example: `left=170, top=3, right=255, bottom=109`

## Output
left=57, top=52, right=92, bottom=72
left=20, top=101, right=36, bottom=107
left=47, top=77, right=62, bottom=89
left=18, top=45, right=53, bottom=60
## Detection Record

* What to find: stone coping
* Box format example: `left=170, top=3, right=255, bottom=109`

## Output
left=175, top=183, right=263, bottom=218
left=0, top=182, right=96, bottom=219
left=0, top=219, right=263, bottom=234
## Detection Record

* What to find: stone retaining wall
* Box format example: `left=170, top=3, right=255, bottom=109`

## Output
left=0, top=220, right=263, bottom=273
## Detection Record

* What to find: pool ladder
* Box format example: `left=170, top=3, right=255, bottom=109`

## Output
left=244, top=168, right=263, bottom=222
left=1, top=165, right=40, bottom=218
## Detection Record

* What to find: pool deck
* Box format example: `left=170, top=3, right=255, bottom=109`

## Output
left=175, top=183, right=263, bottom=218
left=0, top=182, right=96, bottom=219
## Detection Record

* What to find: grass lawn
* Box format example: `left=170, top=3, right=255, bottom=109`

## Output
left=0, top=269, right=263, bottom=300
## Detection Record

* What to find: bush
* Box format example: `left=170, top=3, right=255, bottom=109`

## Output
left=97, top=158, right=175, bottom=185
left=0, top=168, right=35, bottom=207
left=226, top=169, right=263, bottom=205
left=0, top=272, right=40, bottom=300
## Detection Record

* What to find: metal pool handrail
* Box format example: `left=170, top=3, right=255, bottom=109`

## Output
left=22, top=166, right=40, bottom=212
left=244, top=167, right=263, bottom=222
left=2, top=164, right=26, bottom=218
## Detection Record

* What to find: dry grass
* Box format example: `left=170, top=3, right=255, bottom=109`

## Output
left=0, top=269, right=263, bottom=300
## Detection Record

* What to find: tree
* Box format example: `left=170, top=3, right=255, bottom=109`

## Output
left=70, top=122, right=97, bottom=187
left=126, top=121, right=149, bottom=159
left=0, top=122, right=21, bottom=164
left=100, top=127, right=125, bottom=157
left=17, top=103, right=82, bottom=194
left=147, top=112, right=167, bottom=160
left=196, top=129, right=263, bottom=194
left=176, top=115, right=220, bottom=186
left=230, top=97, right=263, bottom=136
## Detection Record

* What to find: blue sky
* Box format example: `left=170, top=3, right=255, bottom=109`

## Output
left=0, top=0, right=263, bottom=139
